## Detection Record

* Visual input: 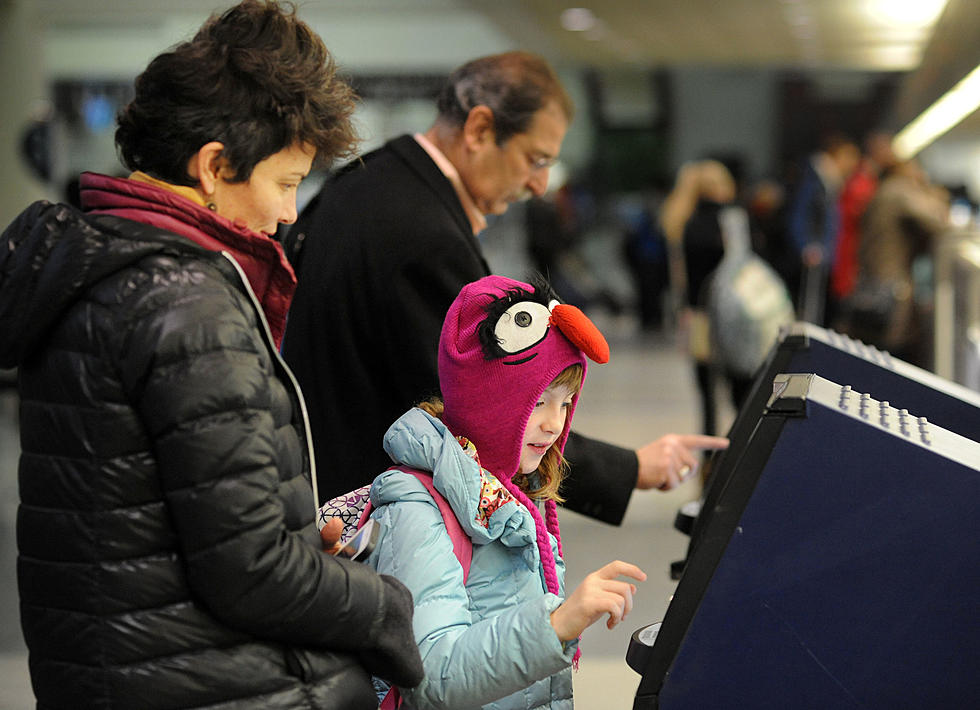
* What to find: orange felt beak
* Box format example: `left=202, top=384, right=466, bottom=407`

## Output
left=550, top=303, right=610, bottom=364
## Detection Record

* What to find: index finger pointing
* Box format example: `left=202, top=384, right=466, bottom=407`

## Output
left=677, top=434, right=729, bottom=451
left=601, top=560, right=648, bottom=582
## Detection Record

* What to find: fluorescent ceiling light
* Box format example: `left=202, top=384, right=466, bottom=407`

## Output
left=894, top=63, right=980, bottom=159
left=847, top=42, right=920, bottom=71
left=863, top=0, right=948, bottom=29
left=560, top=8, right=596, bottom=32
left=859, top=0, right=949, bottom=70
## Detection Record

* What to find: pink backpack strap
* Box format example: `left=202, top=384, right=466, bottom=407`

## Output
left=379, top=686, right=402, bottom=709
left=358, top=466, right=473, bottom=583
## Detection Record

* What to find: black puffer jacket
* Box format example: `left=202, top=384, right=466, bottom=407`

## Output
left=0, top=195, right=421, bottom=709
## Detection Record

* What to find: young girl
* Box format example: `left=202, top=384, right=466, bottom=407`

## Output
left=364, top=274, right=646, bottom=709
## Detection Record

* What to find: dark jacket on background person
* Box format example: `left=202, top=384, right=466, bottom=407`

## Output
left=682, top=198, right=728, bottom=308
left=0, top=173, right=421, bottom=710
left=283, top=134, right=637, bottom=524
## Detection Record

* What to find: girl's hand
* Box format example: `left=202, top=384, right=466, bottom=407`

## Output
left=550, top=560, right=647, bottom=642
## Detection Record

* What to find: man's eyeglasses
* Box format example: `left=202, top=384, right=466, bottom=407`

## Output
left=527, top=154, right=558, bottom=172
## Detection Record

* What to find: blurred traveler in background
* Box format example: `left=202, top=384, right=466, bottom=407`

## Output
left=829, top=130, right=897, bottom=308
left=621, top=191, right=671, bottom=333
left=663, top=160, right=754, bottom=438
left=839, top=159, right=949, bottom=368
left=746, top=177, right=787, bottom=270
left=785, top=133, right=860, bottom=325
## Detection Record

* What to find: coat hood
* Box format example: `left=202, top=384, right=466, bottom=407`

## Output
left=0, top=201, right=192, bottom=368
left=378, top=407, right=536, bottom=548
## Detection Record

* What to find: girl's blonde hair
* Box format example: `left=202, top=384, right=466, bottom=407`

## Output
left=419, top=363, right=584, bottom=503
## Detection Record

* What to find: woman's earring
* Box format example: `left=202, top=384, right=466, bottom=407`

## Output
left=206, top=197, right=217, bottom=212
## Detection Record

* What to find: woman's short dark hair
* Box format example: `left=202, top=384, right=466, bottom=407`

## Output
left=116, top=0, right=357, bottom=186
left=435, top=51, right=574, bottom=145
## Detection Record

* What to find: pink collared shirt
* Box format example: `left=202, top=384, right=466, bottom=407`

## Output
left=413, top=132, right=487, bottom=235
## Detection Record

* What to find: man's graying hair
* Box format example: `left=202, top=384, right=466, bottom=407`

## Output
left=435, top=51, right=574, bottom=145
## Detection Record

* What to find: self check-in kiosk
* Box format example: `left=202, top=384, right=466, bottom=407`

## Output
left=629, top=372, right=980, bottom=709
left=673, top=322, right=980, bottom=579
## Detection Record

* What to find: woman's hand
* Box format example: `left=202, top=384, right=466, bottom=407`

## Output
left=319, top=517, right=344, bottom=555
left=550, top=561, right=647, bottom=642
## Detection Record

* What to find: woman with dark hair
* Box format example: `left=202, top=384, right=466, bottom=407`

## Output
left=0, top=2, right=422, bottom=708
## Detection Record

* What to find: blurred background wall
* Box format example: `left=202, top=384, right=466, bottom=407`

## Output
left=4, top=0, right=980, bottom=223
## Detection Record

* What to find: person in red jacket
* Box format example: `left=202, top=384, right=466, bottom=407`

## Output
left=0, top=3, right=422, bottom=708
left=830, top=131, right=897, bottom=306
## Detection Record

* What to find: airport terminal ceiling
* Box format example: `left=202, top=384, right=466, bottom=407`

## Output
left=30, top=0, right=951, bottom=71
left=26, top=0, right=980, bottom=133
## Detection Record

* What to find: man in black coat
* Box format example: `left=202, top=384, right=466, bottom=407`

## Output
left=283, top=51, right=726, bottom=525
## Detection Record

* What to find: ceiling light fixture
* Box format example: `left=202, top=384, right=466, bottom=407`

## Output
left=893, top=63, right=980, bottom=159
left=863, top=0, right=948, bottom=29
left=859, top=0, right=948, bottom=71
left=560, top=7, right=597, bottom=32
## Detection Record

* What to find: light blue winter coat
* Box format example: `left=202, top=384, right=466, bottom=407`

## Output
left=365, top=407, right=577, bottom=710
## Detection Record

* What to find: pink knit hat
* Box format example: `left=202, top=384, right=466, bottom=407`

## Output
left=438, top=275, right=609, bottom=601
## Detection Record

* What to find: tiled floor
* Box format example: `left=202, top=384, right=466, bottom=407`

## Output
left=0, top=324, right=731, bottom=708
